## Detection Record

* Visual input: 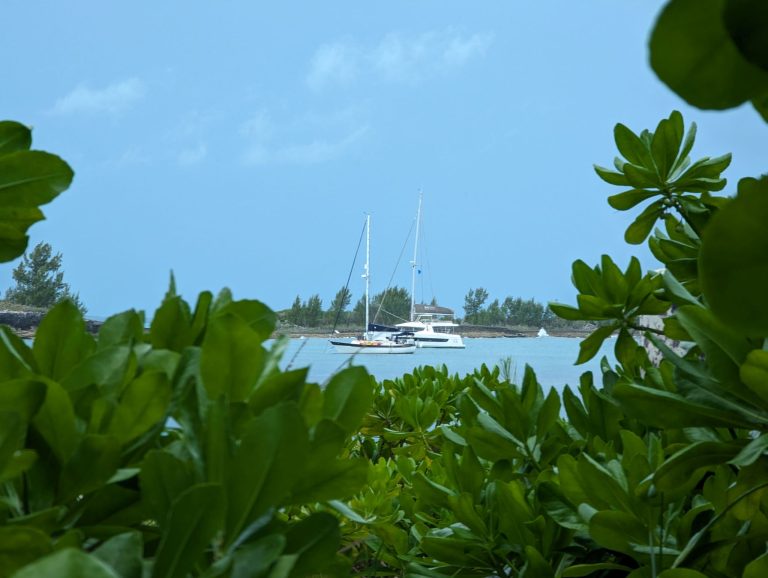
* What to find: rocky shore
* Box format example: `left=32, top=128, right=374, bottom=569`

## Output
left=0, top=310, right=102, bottom=339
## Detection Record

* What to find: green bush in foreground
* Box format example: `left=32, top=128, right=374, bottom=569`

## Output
left=329, top=111, right=768, bottom=577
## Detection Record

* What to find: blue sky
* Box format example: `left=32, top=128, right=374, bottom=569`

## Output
left=1, top=1, right=765, bottom=319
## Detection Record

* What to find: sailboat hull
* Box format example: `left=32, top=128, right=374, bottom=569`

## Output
left=329, top=339, right=416, bottom=354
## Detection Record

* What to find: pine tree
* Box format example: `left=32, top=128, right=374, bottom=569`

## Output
left=4, top=242, right=86, bottom=313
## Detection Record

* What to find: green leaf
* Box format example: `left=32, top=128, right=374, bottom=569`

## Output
left=188, top=291, right=213, bottom=345
left=200, top=314, right=266, bottom=402
left=537, top=482, right=583, bottom=530
left=0, top=326, right=36, bottom=380
left=0, top=151, right=73, bottom=262
left=140, top=450, right=194, bottom=525
left=614, top=124, right=653, bottom=167
left=524, top=545, right=554, bottom=578
left=57, top=435, right=121, bottom=502
left=215, top=299, right=276, bottom=341
left=225, top=403, right=309, bottom=543
left=152, top=483, right=225, bottom=578
left=657, top=570, right=708, bottom=578
left=92, top=532, right=142, bottom=578
left=607, top=189, right=658, bottom=211
left=576, top=325, right=617, bottom=365
left=107, top=370, right=171, bottom=444
left=729, top=433, right=768, bottom=467
left=536, top=387, right=561, bottom=436
left=98, top=311, right=145, bottom=349
left=754, top=92, right=768, bottom=122
left=0, top=526, right=52, bottom=576
left=700, top=176, right=768, bottom=335
left=662, top=270, right=700, bottom=306
left=651, top=113, right=684, bottom=181
left=562, top=563, right=633, bottom=577
left=322, top=365, right=373, bottom=433
left=624, top=163, right=661, bottom=189
left=0, top=120, right=31, bottom=153
left=32, top=380, right=79, bottom=463
left=248, top=367, right=309, bottom=417
left=613, top=382, right=752, bottom=428
left=742, top=349, right=768, bottom=405
left=576, top=294, right=614, bottom=319
left=289, top=458, right=368, bottom=504
left=549, top=302, right=585, bottom=321
left=650, top=0, right=768, bottom=109
left=601, top=254, right=629, bottom=303
left=743, top=550, right=768, bottom=578
left=231, top=535, right=285, bottom=578
left=282, top=512, right=340, bottom=577
left=11, top=548, right=119, bottom=578
left=654, top=441, right=742, bottom=491
left=571, top=259, right=607, bottom=298
left=33, top=300, right=94, bottom=382
left=625, top=200, right=664, bottom=244
left=723, top=0, right=768, bottom=72
left=0, top=411, right=27, bottom=481
left=149, top=296, right=193, bottom=352
left=589, top=511, right=647, bottom=556
left=0, top=379, right=46, bottom=422
left=61, top=345, right=135, bottom=396
left=594, top=165, right=630, bottom=186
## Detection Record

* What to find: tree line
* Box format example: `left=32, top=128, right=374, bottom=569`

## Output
left=464, top=287, right=587, bottom=328
left=282, top=286, right=413, bottom=328
left=281, top=285, right=586, bottom=329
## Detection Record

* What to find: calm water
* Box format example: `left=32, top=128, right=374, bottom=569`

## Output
left=279, top=336, right=615, bottom=393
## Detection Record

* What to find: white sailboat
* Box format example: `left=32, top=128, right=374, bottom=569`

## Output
left=369, top=193, right=465, bottom=349
left=330, top=215, right=416, bottom=354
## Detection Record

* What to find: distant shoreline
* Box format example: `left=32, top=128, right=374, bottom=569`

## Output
left=274, top=326, right=592, bottom=339
left=1, top=309, right=591, bottom=340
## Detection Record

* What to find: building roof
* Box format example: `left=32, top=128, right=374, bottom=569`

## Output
left=414, top=304, right=454, bottom=315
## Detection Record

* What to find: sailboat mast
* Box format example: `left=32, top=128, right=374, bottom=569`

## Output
left=410, top=192, right=422, bottom=321
left=364, top=214, right=371, bottom=339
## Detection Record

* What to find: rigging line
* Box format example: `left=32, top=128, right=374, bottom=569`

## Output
left=285, top=337, right=309, bottom=370
left=372, top=218, right=415, bottom=324
left=378, top=307, right=410, bottom=323
left=330, top=217, right=367, bottom=335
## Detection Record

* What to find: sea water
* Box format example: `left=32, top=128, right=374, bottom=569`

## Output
left=279, top=336, right=616, bottom=394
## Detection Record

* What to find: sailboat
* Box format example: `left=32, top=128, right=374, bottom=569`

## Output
left=368, top=193, right=466, bottom=349
left=330, top=215, right=416, bottom=354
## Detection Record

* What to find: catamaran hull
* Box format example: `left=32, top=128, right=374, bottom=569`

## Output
left=329, top=340, right=416, bottom=354
left=414, top=335, right=465, bottom=349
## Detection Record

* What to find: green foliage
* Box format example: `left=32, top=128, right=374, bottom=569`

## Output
left=594, top=110, right=730, bottom=245
left=463, top=287, right=489, bottom=323
left=699, top=176, right=768, bottom=335
left=4, top=241, right=86, bottom=313
left=370, top=286, right=411, bottom=325
left=650, top=0, right=768, bottom=119
left=550, top=255, right=669, bottom=364
left=0, top=286, right=374, bottom=577
left=327, top=286, right=353, bottom=326
left=0, top=121, right=73, bottom=263
left=283, top=294, right=323, bottom=327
